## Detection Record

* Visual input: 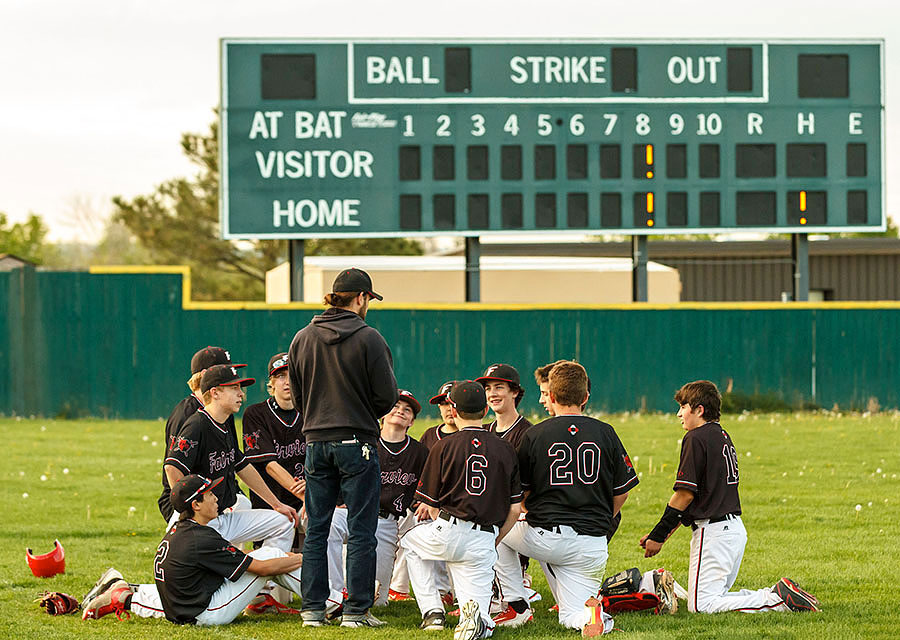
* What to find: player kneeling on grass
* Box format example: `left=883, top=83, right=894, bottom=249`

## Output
left=640, top=380, right=819, bottom=614
left=401, top=381, right=523, bottom=639
left=82, top=474, right=304, bottom=625
left=494, top=361, right=638, bottom=636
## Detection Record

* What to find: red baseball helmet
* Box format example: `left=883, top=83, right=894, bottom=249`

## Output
left=26, top=539, right=66, bottom=578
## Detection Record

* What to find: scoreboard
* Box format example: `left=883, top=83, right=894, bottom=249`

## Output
left=220, top=39, right=884, bottom=239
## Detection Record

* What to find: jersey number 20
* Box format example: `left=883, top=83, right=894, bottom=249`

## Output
left=548, top=442, right=601, bottom=485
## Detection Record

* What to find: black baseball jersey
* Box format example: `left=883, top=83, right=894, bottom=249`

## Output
left=379, top=435, right=428, bottom=517
left=158, top=395, right=203, bottom=520
left=673, top=421, right=742, bottom=525
left=159, top=396, right=243, bottom=520
left=154, top=518, right=252, bottom=624
left=419, top=423, right=456, bottom=451
left=164, top=408, right=249, bottom=512
left=489, top=414, right=533, bottom=451
left=416, top=427, right=522, bottom=527
left=518, top=415, right=639, bottom=537
left=242, top=398, right=305, bottom=510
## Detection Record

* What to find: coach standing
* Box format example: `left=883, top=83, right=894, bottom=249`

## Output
left=289, top=268, right=399, bottom=628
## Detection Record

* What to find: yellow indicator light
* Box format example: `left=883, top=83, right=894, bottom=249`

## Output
left=646, top=171, right=654, bottom=178
left=800, top=217, right=807, bottom=225
left=647, top=219, right=654, bottom=227
left=646, top=144, right=654, bottom=165
left=800, top=191, right=807, bottom=212
left=646, top=192, right=654, bottom=213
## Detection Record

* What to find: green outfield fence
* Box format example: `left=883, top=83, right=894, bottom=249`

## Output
left=2, top=264, right=899, bottom=418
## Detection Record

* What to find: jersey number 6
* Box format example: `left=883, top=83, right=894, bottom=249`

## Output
left=466, top=454, right=488, bottom=495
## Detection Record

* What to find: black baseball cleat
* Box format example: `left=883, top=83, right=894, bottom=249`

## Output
left=421, top=609, right=446, bottom=631
left=774, top=578, right=820, bottom=612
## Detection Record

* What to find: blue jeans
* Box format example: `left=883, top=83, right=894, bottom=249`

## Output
left=302, top=439, right=380, bottom=615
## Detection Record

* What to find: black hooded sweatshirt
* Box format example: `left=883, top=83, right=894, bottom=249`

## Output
left=288, top=306, right=399, bottom=444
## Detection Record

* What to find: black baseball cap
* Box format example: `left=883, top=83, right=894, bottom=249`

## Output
left=449, top=380, right=487, bottom=414
left=475, top=363, right=522, bottom=390
left=171, top=474, right=224, bottom=512
left=190, top=346, right=246, bottom=375
left=397, top=389, right=421, bottom=416
left=268, top=352, right=288, bottom=377
left=333, top=267, right=383, bottom=301
left=429, top=380, right=456, bottom=405
left=200, top=364, right=256, bottom=393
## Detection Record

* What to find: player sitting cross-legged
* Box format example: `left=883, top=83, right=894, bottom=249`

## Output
left=82, top=474, right=304, bottom=625
left=401, top=381, right=522, bottom=639
left=639, top=380, right=819, bottom=615
left=493, top=361, right=638, bottom=637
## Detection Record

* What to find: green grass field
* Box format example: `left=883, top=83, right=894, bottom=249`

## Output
left=2, top=412, right=899, bottom=639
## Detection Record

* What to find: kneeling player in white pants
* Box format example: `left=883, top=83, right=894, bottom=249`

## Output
left=641, top=380, right=819, bottom=615
left=401, top=382, right=522, bottom=638
left=82, top=475, right=304, bottom=625
left=495, top=362, right=638, bottom=635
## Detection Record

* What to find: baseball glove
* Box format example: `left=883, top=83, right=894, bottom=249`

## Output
left=35, top=591, right=79, bottom=615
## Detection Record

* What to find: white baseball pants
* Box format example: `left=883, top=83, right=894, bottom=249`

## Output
left=329, top=508, right=404, bottom=608
left=401, top=517, right=497, bottom=629
left=687, top=516, right=788, bottom=613
left=498, top=521, right=608, bottom=629
left=166, top=494, right=293, bottom=553
left=129, top=547, right=301, bottom=625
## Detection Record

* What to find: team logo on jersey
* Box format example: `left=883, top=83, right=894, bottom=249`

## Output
left=243, top=431, right=261, bottom=450
left=568, top=425, right=579, bottom=435
left=173, top=436, right=198, bottom=453
left=623, top=454, right=633, bottom=469
left=471, top=437, right=482, bottom=448
left=221, top=544, right=239, bottom=556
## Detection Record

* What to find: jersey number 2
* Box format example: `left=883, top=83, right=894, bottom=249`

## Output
left=548, top=442, right=601, bottom=485
left=154, top=540, right=170, bottom=582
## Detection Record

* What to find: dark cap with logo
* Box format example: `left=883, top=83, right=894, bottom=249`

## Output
left=429, top=380, right=456, bottom=405
left=190, top=346, right=246, bottom=375
left=171, top=474, right=224, bottom=512
left=475, top=363, right=522, bottom=390
left=449, top=380, right=487, bottom=414
left=200, top=364, right=256, bottom=393
left=332, top=267, right=383, bottom=301
left=268, top=352, right=288, bottom=377
left=397, top=389, right=421, bottom=416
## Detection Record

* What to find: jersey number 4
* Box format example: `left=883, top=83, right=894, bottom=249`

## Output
left=548, top=442, right=601, bottom=485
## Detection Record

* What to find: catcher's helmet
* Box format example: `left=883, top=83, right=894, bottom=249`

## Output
left=26, top=539, right=65, bottom=578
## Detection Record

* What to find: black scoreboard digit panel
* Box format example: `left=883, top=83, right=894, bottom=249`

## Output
left=220, top=40, right=884, bottom=238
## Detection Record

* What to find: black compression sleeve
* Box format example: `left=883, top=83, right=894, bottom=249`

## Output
left=647, top=505, right=686, bottom=543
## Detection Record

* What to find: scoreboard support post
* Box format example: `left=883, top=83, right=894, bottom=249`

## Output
left=632, top=236, right=648, bottom=302
left=791, top=234, right=809, bottom=302
left=465, top=237, right=481, bottom=302
left=289, top=239, right=305, bottom=302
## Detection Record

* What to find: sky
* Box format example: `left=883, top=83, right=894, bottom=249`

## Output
left=1, top=0, right=897, bottom=242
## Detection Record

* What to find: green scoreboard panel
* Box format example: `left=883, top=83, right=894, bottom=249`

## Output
left=220, top=39, right=884, bottom=238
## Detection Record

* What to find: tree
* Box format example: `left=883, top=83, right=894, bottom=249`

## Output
left=0, top=212, right=58, bottom=264
left=113, top=117, right=422, bottom=300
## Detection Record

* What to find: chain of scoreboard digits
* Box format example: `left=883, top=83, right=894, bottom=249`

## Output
left=222, top=41, right=882, bottom=236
